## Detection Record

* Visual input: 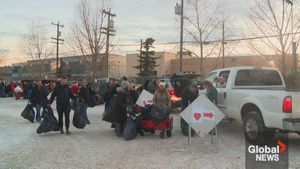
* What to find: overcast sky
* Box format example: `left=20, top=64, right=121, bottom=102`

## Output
left=0, top=0, right=253, bottom=65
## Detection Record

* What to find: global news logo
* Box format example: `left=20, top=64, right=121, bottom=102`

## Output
left=248, top=140, right=286, bottom=162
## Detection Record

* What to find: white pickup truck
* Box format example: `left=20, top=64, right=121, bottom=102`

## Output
left=205, top=67, right=300, bottom=145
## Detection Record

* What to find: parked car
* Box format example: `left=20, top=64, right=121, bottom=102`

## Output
left=160, top=78, right=179, bottom=108
left=170, top=72, right=204, bottom=108
left=205, top=66, right=300, bottom=145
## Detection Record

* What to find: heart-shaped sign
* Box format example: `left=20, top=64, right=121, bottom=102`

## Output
left=194, top=113, right=201, bottom=121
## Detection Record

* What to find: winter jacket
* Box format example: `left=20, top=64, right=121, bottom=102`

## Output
left=70, top=85, right=80, bottom=95
left=30, top=85, right=48, bottom=105
left=78, top=86, right=94, bottom=105
left=181, top=86, right=199, bottom=110
left=14, top=86, right=23, bottom=93
left=153, top=89, right=171, bottom=108
left=105, top=87, right=129, bottom=124
left=206, top=87, right=218, bottom=104
left=49, top=83, right=74, bottom=106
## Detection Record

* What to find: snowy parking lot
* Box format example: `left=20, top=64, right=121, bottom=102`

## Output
left=0, top=97, right=299, bottom=169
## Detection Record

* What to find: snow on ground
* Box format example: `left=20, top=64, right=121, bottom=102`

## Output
left=0, top=98, right=299, bottom=169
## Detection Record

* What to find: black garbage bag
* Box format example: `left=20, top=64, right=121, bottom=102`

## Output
left=98, top=83, right=108, bottom=95
left=71, top=99, right=76, bottom=111
left=73, top=97, right=86, bottom=129
left=149, top=105, right=170, bottom=123
left=88, top=95, right=97, bottom=108
left=123, top=105, right=139, bottom=141
left=102, top=96, right=116, bottom=123
left=140, top=106, right=152, bottom=120
left=123, top=116, right=137, bottom=141
left=37, top=105, right=59, bottom=134
left=21, top=103, right=35, bottom=123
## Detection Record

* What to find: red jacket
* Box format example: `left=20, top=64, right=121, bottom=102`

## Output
left=70, top=85, right=79, bottom=95
left=10, top=83, right=17, bottom=92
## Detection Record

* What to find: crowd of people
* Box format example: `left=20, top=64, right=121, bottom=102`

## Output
left=0, top=80, right=53, bottom=99
left=3, top=76, right=218, bottom=138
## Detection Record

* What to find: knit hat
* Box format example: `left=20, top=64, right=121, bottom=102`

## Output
left=121, top=81, right=130, bottom=89
left=159, top=82, right=165, bottom=87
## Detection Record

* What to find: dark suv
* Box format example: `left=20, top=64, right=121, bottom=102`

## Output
left=170, top=72, right=204, bottom=108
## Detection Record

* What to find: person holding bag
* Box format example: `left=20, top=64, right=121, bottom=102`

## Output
left=49, top=77, right=74, bottom=135
left=78, top=80, right=94, bottom=124
left=30, top=81, right=49, bottom=122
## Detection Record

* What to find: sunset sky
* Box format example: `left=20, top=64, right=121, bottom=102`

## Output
left=0, top=0, right=291, bottom=66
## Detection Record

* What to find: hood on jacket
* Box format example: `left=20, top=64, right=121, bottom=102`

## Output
left=117, top=87, right=126, bottom=93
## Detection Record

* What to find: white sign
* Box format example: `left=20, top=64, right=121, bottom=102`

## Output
left=136, top=90, right=154, bottom=107
left=180, top=94, right=225, bottom=137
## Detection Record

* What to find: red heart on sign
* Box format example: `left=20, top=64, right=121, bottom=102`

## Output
left=194, top=113, right=201, bottom=121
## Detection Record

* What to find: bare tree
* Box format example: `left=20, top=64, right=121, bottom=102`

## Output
left=185, top=0, right=223, bottom=72
left=0, top=40, right=8, bottom=66
left=0, top=50, right=4, bottom=65
left=20, top=22, right=53, bottom=79
left=68, top=0, right=109, bottom=79
left=248, top=0, right=300, bottom=78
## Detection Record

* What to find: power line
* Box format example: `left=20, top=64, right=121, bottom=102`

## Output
left=113, top=32, right=300, bottom=46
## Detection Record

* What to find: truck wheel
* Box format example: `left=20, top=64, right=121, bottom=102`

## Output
left=243, top=111, right=275, bottom=145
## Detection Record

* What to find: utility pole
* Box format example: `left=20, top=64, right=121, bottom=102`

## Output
left=180, top=0, right=184, bottom=72
left=51, top=21, right=64, bottom=78
left=292, top=42, right=297, bottom=78
left=101, top=9, right=116, bottom=78
left=139, top=39, right=143, bottom=75
left=175, top=1, right=184, bottom=72
left=222, top=21, right=225, bottom=68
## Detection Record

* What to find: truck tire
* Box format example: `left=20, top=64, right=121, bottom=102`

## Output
left=243, top=111, right=275, bottom=145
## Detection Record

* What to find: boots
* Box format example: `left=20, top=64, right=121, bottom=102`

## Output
left=115, top=124, right=123, bottom=137
left=66, top=129, right=71, bottom=135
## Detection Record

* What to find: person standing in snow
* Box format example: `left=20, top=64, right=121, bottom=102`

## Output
left=14, top=83, right=23, bottom=100
left=78, top=80, right=94, bottom=124
left=49, top=77, right=74, bottom=135
left=30, top=81, right=49, bottom=122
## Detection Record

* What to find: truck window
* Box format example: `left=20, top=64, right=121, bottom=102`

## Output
left=206, top=72, right=218, bottom=83
left=235, top=70, right=283, bottom=86
left=216, top=71, right=230, bottom=88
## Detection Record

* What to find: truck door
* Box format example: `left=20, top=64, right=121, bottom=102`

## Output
left=216, top=70, right=231, bottom=116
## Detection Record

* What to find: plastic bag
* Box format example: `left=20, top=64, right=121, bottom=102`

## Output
left=21, top=103, right=35, bottom=123
left=123, top=116, right=137, bottom=141
left=73, top=98, right=86, bottom=129
left=37, top=105, right=59, bottom=134
left=149, top=105, right=170, bottom=123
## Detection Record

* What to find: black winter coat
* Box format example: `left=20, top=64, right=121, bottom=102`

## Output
left=30, top=86, right=48, bottom=105
left=50, top=83, right=74, bottom=106
left=78, top=86, right=94, bottom=106
left=105, top=87, right=129, bottom=124
left=181, top=86, right=199, bottom=110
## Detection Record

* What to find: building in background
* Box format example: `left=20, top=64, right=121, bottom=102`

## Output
left=5, top=52, right=299, bottom=81
left=170, top=54, right=297, bottom=75
left=11, top=54, right=125, bottom=81
left=0, top=66, right=12, bottom=82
